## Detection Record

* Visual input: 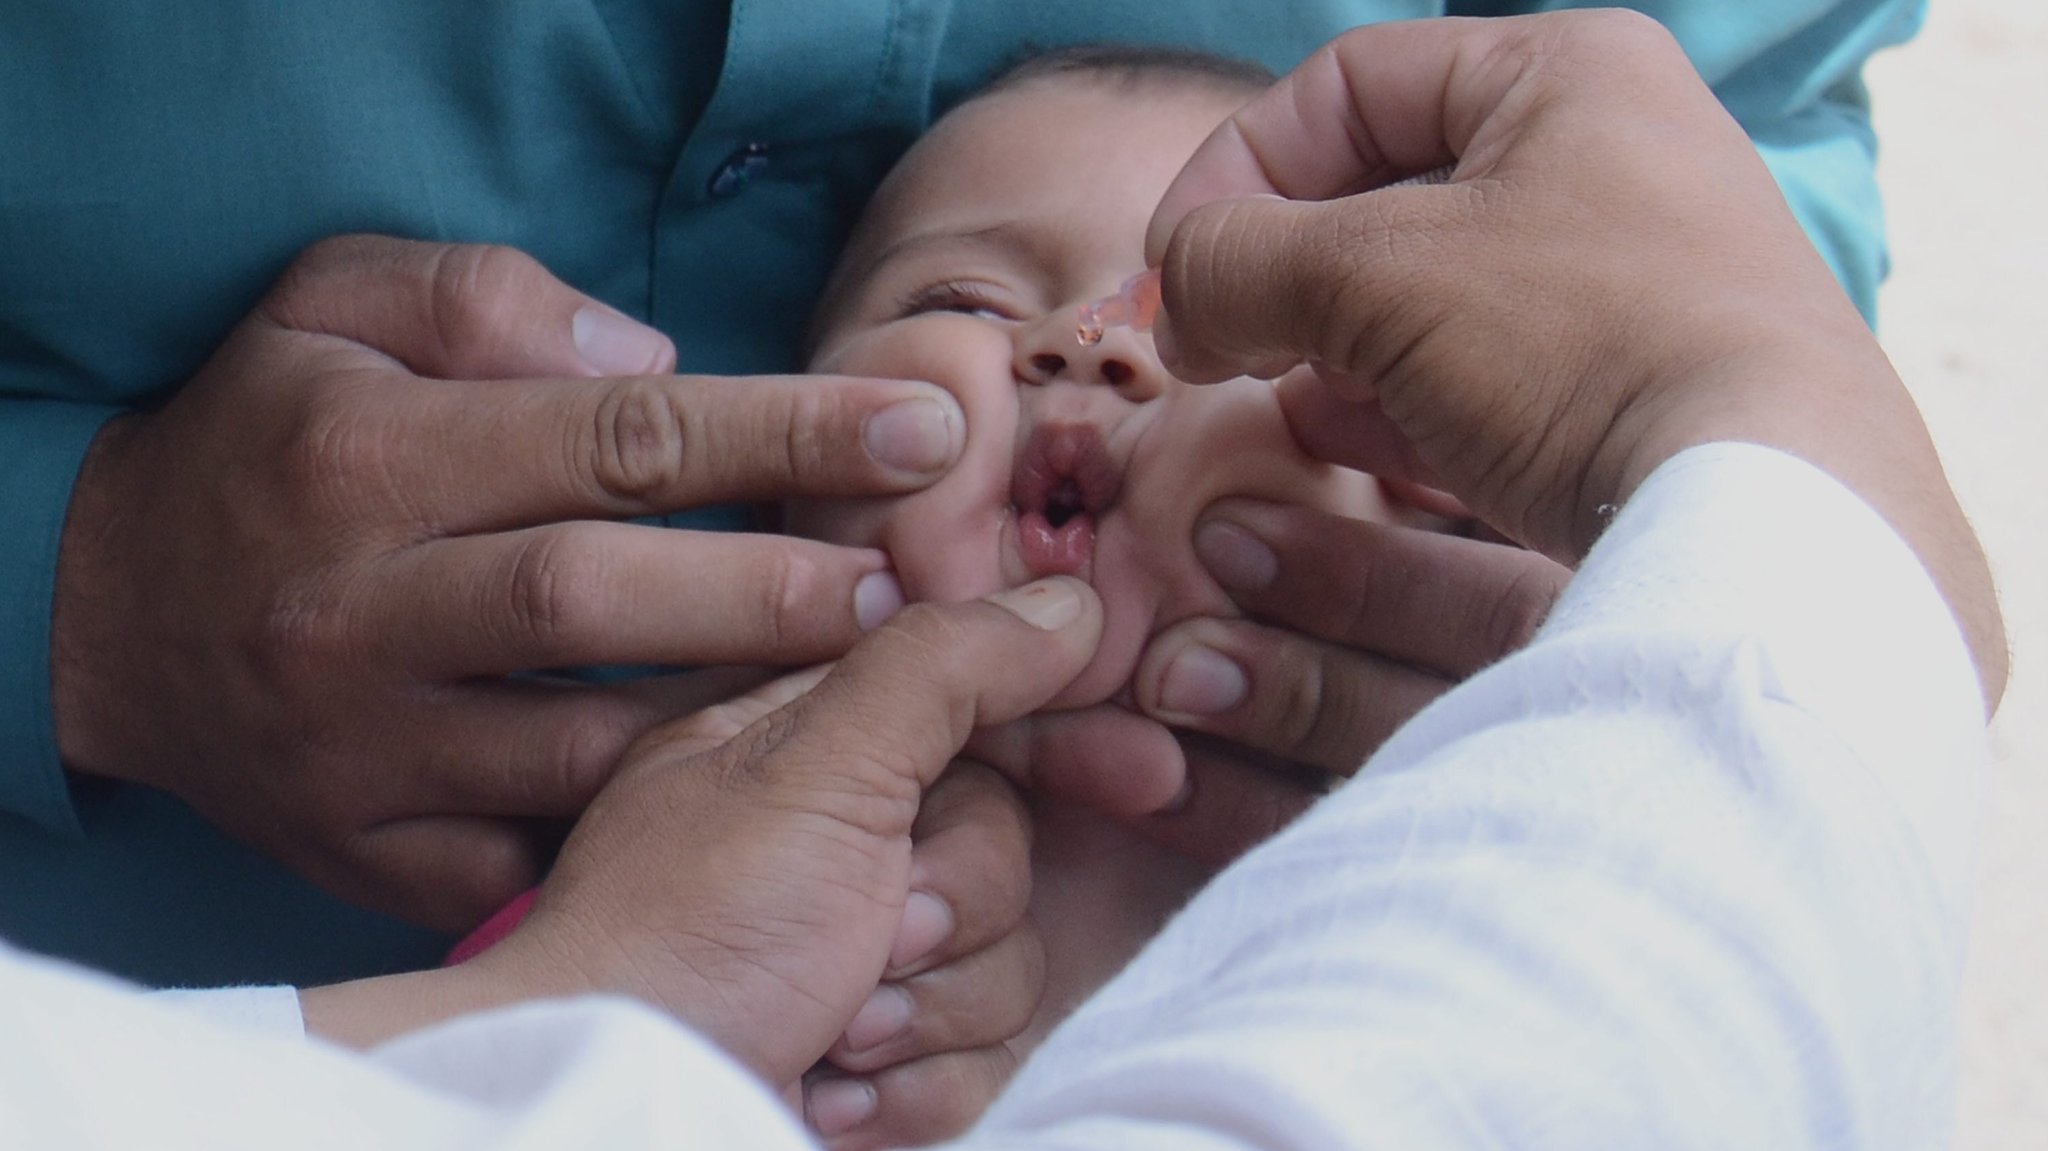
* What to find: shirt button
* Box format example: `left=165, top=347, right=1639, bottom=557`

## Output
left=707, top=142, right=771, bottom=198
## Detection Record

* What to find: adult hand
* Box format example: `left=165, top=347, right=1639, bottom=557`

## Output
left=300, top=578, right=1102, bottom=1117
left=50, top=234, right=967, bottom=932
left=1144, top=11, right=2005, bottom=705
left=976, top=513, right=1564, bottom=866
left=802, top=760, right=1043, bottom=1151
left=1127, top=506, right=1568, bottom=845
left=437, top=753, right=1041, bottom=1151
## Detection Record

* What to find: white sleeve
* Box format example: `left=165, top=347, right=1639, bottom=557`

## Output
left=149, top=986, right=306, bottom=1039
left=958, top=443, right=1986, bottom=1151
left=0, top=943, right=815, bottom=1150
left=0, top=443, right=1984, bottom=1151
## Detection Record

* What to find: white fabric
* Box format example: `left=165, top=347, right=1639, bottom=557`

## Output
left=0, top=443, right=1986, bottom=1151
left=151, top=986, right=306, bottom=1039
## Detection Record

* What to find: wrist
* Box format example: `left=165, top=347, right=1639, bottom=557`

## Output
left=301, top=960, right=523, bottom=1048
left=50, top=413, right=146, bottom=782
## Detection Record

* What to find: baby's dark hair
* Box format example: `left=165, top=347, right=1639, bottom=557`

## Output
left=965, top=42, right=1277, bottom=109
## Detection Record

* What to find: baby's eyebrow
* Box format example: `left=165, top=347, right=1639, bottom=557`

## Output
left=862, top=220, right=1056, bottom=280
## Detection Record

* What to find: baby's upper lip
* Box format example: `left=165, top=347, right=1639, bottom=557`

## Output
left=1012, top=421, right=1124, bottom=522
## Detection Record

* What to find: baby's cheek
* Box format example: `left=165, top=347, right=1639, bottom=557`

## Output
left=1038, top=525, right=1181, bottom=711
left=1122, top=380, right=1393, bottom=633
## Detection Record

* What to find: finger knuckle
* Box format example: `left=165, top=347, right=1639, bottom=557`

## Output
left=768, top=744, right=923, bottom=841
left=502, top=525, right=610, bottom=650
left=921, top=761, right=1026, bottom=837
left=260, top=581, right=361, bottom=683
left=748, top=549, right=799, bottom=656
left=1320, top=547, right=1385, bottom=646
left=1257, top=641, right=1379, bottom=770
left=1575, top=6, right=1675, bottom=54
left=1526, top=9, right=1683, bottom=89
left=587, top=378, right=688, bottom=504
left=773, top=386, right=833, bottom=488
left=1480, top=562, right=1563, bottom=662
left=674, top=695, right=766, bottom=748
left=1269, top=644, right=1334, bottom=762
left=993, top=927, right=1048, bottom=1036
left=877, top=1048, right=1017, bottom=1139
left=1300, top=655, right=1378, bottom=770
left=427, top=243, right=543, bottom=368
left=545, top=707, right=643, bottom=808
left=277, top=234, right=367, bottom=297
left=446, top=833, right=541, bottom=916
left=284, top=373, right=390, bottom=489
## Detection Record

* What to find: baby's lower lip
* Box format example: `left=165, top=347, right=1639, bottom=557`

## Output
left=1017, top=510, right=1096, bottom=579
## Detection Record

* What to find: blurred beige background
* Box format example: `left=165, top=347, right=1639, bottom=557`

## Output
left=1865, top=2, right=2046, bottom=1146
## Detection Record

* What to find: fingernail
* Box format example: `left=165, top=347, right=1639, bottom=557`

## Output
left=807, top=1077, right=878, bottom=1138
left=840, top=984, right=914, bottom=1053
left=985, top=578, right=1085, bottom=631
left=889, top=890, right=953, bottom=971
left=863, top=394, right=962, bottom=475
left=1155, top=643, right=1248, bottom=717
left=1195, top=518, right=1278, bottom=592
left=854, top=570, right=905, bottom=632
left=571, top=305, right=672, bottom=376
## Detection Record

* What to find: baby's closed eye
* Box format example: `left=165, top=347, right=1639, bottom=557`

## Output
left=896, top=279, right=1028, bottom=322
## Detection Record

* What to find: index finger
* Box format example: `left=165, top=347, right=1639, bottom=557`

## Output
left=1193, top=499, right=1568, bottom=677
left=391, top=372, right=965, bottom=534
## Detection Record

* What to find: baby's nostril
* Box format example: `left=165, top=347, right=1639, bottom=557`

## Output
left=1101, top=360, right=1135, bottom=387
left=1030, top=353, right=1066, bottom=377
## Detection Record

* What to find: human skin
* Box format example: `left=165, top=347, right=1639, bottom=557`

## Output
left=123, top=14, right=2009, bottom=1149
left=1143, top=11, right=2006, bottom=706
left=51, top=236, right=957, bottom=931
left=296, top=14, right=2008, bottom=1151
left=786, top=70, right=1444, bottom=1042
left=775, top=74, right=1572, bottom=873
left=302, top=577, right=1107, bottom=1098
left=431, top=71, right=1423, bottom=1103
left=53, top=236, right=1046, bottom=1149
left=788, top=74, right=1415, bottom=714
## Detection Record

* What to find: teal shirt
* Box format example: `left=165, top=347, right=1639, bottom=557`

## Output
left=0, top=0, right=1924, bottom=987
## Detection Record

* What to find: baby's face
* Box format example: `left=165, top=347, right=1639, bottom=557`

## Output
left=791, top=76, right=1396, bottom=708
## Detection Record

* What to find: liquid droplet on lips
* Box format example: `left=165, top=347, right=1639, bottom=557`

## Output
left=1076, top=269, right=1160, bottom=347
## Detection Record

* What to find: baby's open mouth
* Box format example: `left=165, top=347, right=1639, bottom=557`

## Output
left=1012, top=422, right=1123, bottom=579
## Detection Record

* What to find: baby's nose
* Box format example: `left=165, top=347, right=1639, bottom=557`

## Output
left=1015, top=312, right=1166, bottom=401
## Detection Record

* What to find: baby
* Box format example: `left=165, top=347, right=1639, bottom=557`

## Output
left=458, top=41, right=1439, bottom=1042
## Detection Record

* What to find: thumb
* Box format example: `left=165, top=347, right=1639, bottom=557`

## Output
left=257, top=234, right=676, bottom=380
left=1151, top=187, right=1467, bottom=388
left=761, top=578, right=1104, bottom=833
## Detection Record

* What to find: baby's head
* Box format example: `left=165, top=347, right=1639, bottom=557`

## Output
left=789, top=47, right=1409, bottom=708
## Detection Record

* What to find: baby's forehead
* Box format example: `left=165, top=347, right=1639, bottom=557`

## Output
left=813, top=72, right=1254, bottom=337
left=876, top=70, right=1247, bottom=213
left=851, top=80, right=1093, bottom=240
